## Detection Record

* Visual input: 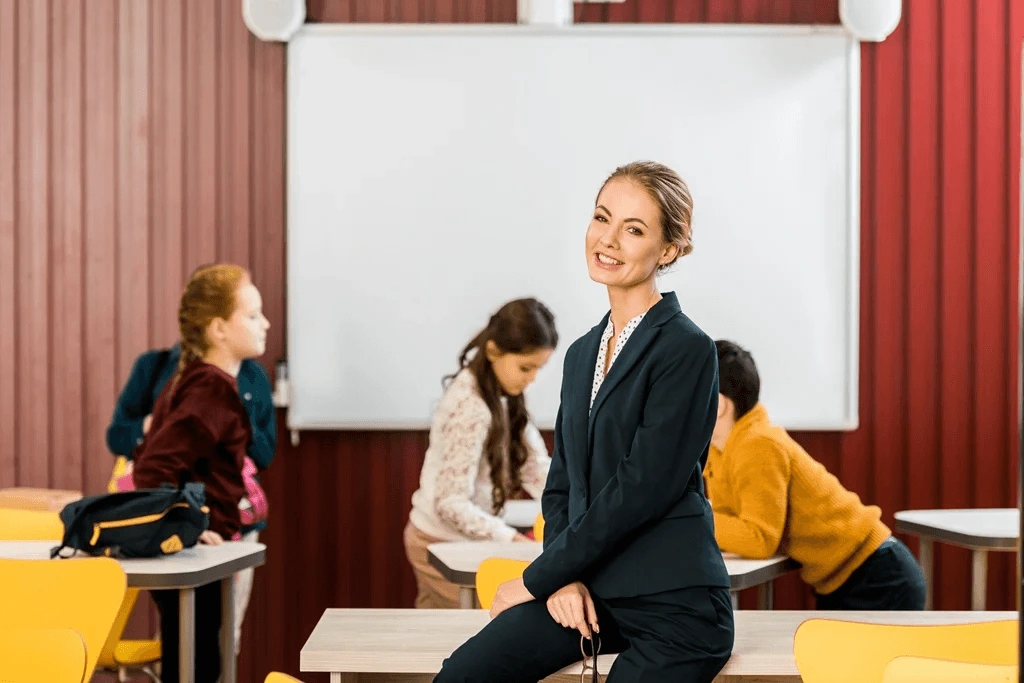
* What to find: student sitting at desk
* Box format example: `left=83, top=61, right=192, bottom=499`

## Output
left=404, top=298, right=558, bottom=609
left=133, top=263, right=271, bottom=683
left=705, top=340, right=925, bottom=610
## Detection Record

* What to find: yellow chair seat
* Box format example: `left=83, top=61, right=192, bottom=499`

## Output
left=0, top=557, right=127, bottom=681
left=533, top=513, right=545, bottom=542
left=0, top=508, right=64, bottom=541
left=0, top=627, right=88, bottom=683
left=793, top=618, right=1017, bottom=683
left=884, top=655, right=1017, bottom=682
left=475, top=558, right=531, bottom=610
left=112, top=639, right=162, bottom=666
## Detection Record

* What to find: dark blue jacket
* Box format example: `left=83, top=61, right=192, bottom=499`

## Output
left=106, top=343, right=277, bottom=469
left=523, top=292, right=729, bottom=600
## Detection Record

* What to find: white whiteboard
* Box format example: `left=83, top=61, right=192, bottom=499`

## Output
left=286, top=24, right=859, bottom=431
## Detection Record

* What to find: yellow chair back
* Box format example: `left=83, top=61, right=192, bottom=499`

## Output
left=475, top=557, right=530, bottom=610
left=793, top=618, right=1017, bottom=683
left=0, top=627, right=88, bottom=683
left=0, top=507, right=64, bottom=540
left=0, top=558, right=127, bottom=681
left=883, top=655, right=1017, bottom=683
left=533, top=513, right=545, bottom=542
left=265, top=673, right=306, bottom=683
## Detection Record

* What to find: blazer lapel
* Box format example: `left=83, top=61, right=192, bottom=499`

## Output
left=587, top=293, right=682, bottom=441
left=570, top=318, right=605, bottom=487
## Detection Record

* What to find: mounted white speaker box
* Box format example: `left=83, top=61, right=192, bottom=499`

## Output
left=839, top=0, right=901, bottom=42
left=243, top=0, right=305, bottom=42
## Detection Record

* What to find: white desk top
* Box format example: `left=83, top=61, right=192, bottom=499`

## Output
left=427, top=541, right=798, bottom=592
left=893, top=509, right=1018, bottom=550
left=502, top=500, right=540, bottom=532
left=0, top=540, right=266, bottom=589
left=300, top=608, right=1015, bottom=679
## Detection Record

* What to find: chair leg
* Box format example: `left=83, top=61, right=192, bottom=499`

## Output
left=142, top=665, right=163, bottom=683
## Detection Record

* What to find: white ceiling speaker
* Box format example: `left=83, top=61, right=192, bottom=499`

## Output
left=839, top=0, right=902, bottom=42
left=518, top=0, right=574, bottom=26
left=243, top=0, right=305, bottom=42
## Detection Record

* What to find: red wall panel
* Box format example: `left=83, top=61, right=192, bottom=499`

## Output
left=1, top=1, right=1020, bottom=680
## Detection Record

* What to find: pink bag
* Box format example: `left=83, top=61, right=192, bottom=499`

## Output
left=116, top=457, right=268, bottom=532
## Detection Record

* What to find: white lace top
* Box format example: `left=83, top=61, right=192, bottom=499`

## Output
left=591, top=312, right=647, bottom=411
left=409, top=369, right=551, bottom=542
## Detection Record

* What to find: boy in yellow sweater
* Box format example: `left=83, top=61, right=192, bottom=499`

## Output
left=706, top=340, right=925, bottom=610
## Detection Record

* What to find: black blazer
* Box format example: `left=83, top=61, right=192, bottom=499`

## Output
left=522, top=292, right=730, bottom=600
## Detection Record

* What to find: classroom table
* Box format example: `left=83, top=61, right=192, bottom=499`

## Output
left=299, top=608, right=1014, bottom=682
left=427, top=541, right=798, bottom=610
left=893, top=508, right=1018, bottom=610
left=502, top=499, right=541, bottom=533
left=0, top=539, right=266, bottom=683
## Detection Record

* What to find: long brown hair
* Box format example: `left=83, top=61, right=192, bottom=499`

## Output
left=172, top=264, right=249, bottom=387
left=447, top=298, right=558, bottom=514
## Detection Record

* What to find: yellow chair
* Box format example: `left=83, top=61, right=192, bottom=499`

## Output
left=95, top=588, right=162, bottom=682
left=0, top=627, right=89, bottom=683
left=0, top=507, right=64, bottom=540
left=533, top=513, right=545, bottom=542
left=265, top=673, right=306, bottom=683
left=883, top=655, right=1017, bottom=682
left=0, top=557, right=128, bottom=681
left=793, top=618, right=1017, bottom=683
left=475, top=558, right=531, bottom=610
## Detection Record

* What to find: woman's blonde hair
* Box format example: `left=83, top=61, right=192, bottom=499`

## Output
left=599, top=161, right=695, bottom=271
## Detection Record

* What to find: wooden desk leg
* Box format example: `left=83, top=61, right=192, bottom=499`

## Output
left=971, top=549, right=988, bottom=611
left=179, top=587, right=196, bottom=683
left=221, top=576, right=236, bottom=683
left=756, top=581, right=773, bottom=610
left=918, top=538, right=933, bottom=610
left=459, top=586, right=476, bottom=609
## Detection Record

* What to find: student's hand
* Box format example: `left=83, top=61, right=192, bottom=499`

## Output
left=489, top=577, right=535, bottom=619
left=547, top=582, right=599, bottom=638
left=142, top=414, right=153, bottom=434
left=199, top=530, right=223, bottom=545
left=512, top=532, right=531, bottom=542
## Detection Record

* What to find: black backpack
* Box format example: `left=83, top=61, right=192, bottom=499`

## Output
left=50, top=482, right=210, bottom=559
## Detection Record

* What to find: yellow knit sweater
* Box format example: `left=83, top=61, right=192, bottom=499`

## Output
left=705, top=403, right=890, bottom=595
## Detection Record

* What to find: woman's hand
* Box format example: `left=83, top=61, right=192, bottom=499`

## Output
left=547, top=582, right=599, bottom=638
left=489, top=577, right=535, bottom=619
left=199, top=530, right=224, bottom=545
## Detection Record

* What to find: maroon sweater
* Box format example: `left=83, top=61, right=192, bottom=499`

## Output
left=133, top=361, right=249, bottom=537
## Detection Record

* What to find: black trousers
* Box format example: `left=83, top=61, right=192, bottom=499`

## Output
left=435, top=585, right=734, bottom=683
left=151, top=582, right=223, bottom=683
left=816, top=536, right=926, bottom=610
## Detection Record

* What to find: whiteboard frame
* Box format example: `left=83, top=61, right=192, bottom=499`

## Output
left=285, top=23, right=861, bottom=432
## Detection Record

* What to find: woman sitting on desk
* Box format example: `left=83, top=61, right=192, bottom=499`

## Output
left=404, top=298, right=559, bottom=609
left=435, top=162, right=733, bottom=683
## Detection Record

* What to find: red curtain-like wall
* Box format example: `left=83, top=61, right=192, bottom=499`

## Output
left=0, top=1, right=1020, bottom=679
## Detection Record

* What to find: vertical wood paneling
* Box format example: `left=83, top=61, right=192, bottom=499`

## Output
left=0, top=0, right=18, bottom=490
left=50, top=0, right=84, bottom=492
left=2, top=0, right=1022, bottom=679
left=17, top=0, right=50, bottom=486
left=150, top=0, right=185, bottom=344
left=117, top=0, right=151, bottom=385
left=973, top=0, right=1011, bottom=605
left=870, top=6, right=907, bottom=536
left=82, top=0, right=119, bottom=497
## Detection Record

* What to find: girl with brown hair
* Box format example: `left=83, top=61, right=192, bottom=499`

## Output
left=404, top=297, right=559, bottom=608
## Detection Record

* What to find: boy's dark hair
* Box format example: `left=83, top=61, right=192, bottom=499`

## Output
left=715, top=340, right=760, bottom=420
